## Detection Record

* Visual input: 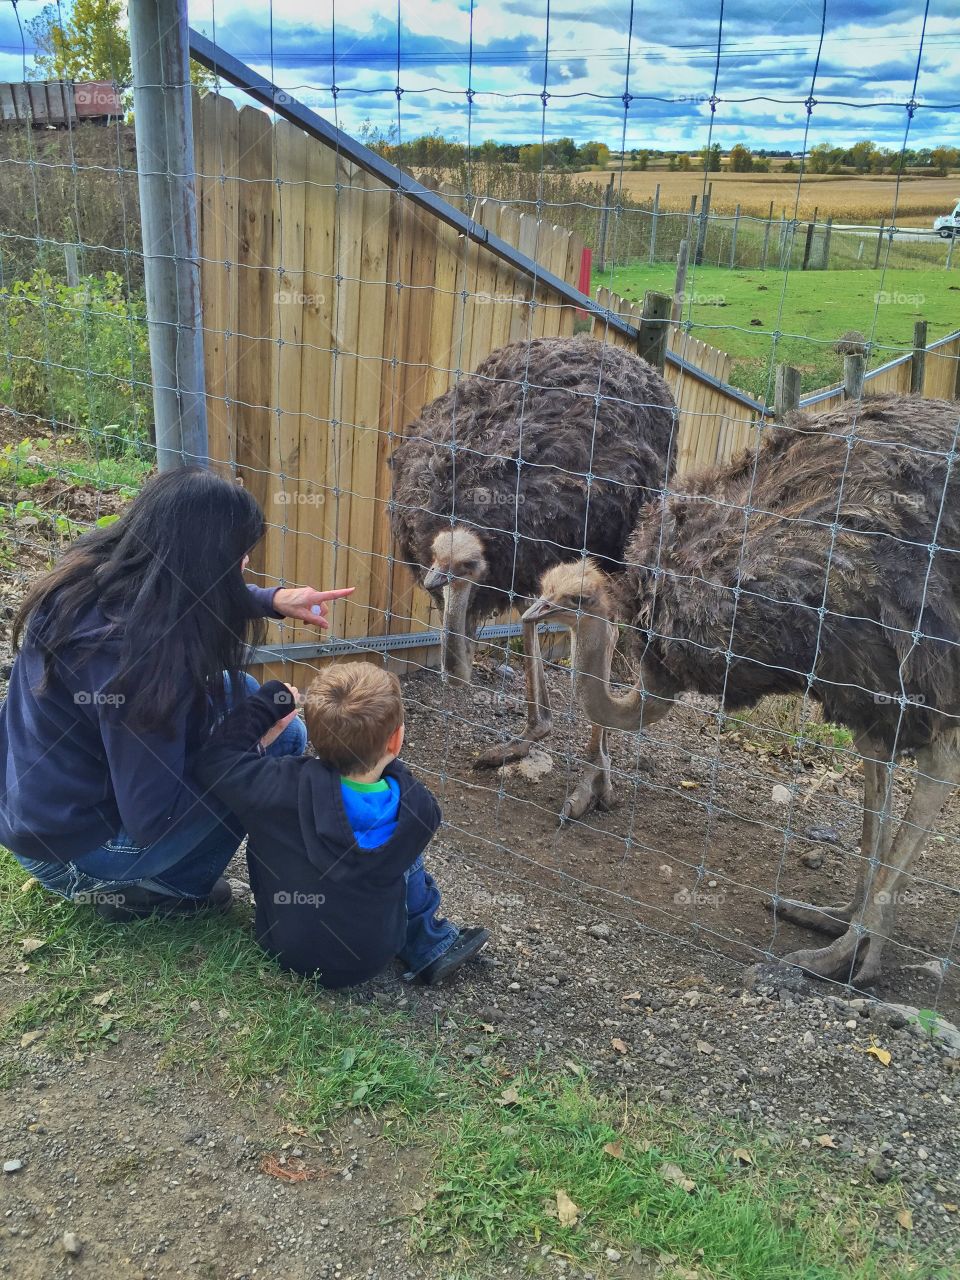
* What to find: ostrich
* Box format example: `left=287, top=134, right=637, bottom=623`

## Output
left=389, top=335, right=677, bottom=764
left=524, top=394, right=960, bottom=984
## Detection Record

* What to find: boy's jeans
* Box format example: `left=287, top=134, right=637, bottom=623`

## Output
left=13, top=674, right=307, bottom=901
left=399, top=854, right=459, bottom=979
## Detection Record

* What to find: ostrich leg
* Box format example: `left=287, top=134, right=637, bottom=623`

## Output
left=473, top=618, right=553, bottom=768
left=784, top=734, right=960, bottom=984
left=771, top=739, right=891, bottom=938
left=560, top=724, right=614, bottom=822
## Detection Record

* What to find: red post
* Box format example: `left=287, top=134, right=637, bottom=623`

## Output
left=577, top=246, right=592, bottom=317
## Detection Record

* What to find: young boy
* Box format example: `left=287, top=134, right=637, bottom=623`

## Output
left=194, top=663, right=488, bottom=987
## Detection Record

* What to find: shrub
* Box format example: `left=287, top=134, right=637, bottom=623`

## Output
left=0, top=269, right=152, bottom=455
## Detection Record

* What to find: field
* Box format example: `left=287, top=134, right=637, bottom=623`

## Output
left=573, top=170, right=960, bottom=221
left=595, top=263, right=960, bottom=397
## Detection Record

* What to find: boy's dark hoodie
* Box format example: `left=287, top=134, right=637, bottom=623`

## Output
left=194, top=681, right=441, bottom=987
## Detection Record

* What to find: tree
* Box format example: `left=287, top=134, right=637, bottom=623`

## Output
left=699, top=142, right=721, bottom=172
left=635, top=149, right=649, bottom=170
left=848, top=140, right=877, bottom=174
left=519, top=143, right=543, bottom=173
left=808, top=143, right=832, bottom=174
left=27, top=0, right=212, bottom=97
left=931, top=146, right=959, bottom=177
left=577, top=140, right=610, bottom=168
left=728, top=143, right=754, bottom=172
left=677, top=153, right=691, bottom=171
left=782, top=159, right=798, bottom=173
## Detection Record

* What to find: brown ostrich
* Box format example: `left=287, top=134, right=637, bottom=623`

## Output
left=524, top=394, right=960, bottom=984
left=389, top=334, right=677, bottom=764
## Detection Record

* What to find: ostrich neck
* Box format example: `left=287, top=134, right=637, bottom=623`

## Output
left=571, top=612, right=678, bottom=731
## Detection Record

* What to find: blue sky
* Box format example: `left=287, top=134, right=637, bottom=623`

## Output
left=1, top=0, right=957, bottom=151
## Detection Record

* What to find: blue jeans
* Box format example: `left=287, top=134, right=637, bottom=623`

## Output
left=14, top=674, right=307, bottom=901
left=399, top=855, right=459, bottom=978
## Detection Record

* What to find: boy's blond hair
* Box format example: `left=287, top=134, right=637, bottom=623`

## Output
left=303, top=662, right=404, bottom=775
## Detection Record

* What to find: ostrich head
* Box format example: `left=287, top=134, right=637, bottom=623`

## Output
left=523, top=559, right=614, bottom=626
left=423, top=527, right=489, bottom=682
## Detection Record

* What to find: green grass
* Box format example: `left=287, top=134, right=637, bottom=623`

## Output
left=1, top=857, right=950, bottom=1277
left=595, top=263, right=959, bottom=398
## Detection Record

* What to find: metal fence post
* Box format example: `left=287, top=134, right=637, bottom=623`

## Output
left=129, top=0, right=208, bottom=469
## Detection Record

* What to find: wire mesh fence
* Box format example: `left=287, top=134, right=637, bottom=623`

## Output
left=1, top=0, right=959, bottom=1030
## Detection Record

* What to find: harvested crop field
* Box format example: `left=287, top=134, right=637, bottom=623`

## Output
left=571, top=170, right=960, bottom=220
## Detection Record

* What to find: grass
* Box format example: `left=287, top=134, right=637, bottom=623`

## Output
left=721, top=695, right=855, bottom=766
left=594, top=262, right=960, bottom=397
left=1, top=856, right=950, bottom=1278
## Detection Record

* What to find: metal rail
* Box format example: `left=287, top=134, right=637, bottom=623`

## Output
left=249, top=619, right=565, bottom=667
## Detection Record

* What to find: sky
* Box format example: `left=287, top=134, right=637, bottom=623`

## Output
left=0, top=0, right=957, bottom=152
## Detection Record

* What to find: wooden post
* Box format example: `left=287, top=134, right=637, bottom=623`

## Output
left=648, top=182, right=660, bottom=263
left=874, top=217, right=885, bottom=269
left=777, top=209, right=788, bottom=269
left=729, top=203, right=741, bottom=268
left=596, top=174, right=616, bottom=273
left=672, top=237, right=689, bottom=324
left=911, top=320, right=928, bottom=394
left=843, top=352, right=866, bottom=401
left=63, top=243, right=79, bottom=286
left=947, top=232, right=956, bottom=272
left=801, top=221, right=815, bottom=270
left=637, top=289, right=671, bottom=371
left=695, top=184, right=711, bottom=265
left=821, top=215, right=833, bottom=270
left=760, top=199, right=773, bottom=270
left=774, top=363, right=801, bottom=419
left=685, top=194, right=697, bottom=251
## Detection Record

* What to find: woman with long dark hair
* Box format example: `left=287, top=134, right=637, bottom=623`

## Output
left=0, top=466, right=351, bottom=919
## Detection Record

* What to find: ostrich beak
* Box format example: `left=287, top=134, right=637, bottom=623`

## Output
left=522, top=596, right=558, bottom=623
left=423, top=565, right=449, bottom=591
left=441, top=578, right=474, bottom=683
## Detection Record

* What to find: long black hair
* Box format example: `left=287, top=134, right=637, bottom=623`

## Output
left=14, top=467, right=267, bottom=736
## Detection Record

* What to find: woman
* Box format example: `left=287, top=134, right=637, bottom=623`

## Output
left=0, top=466, right=351, bottom=920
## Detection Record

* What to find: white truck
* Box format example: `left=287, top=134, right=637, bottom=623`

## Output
left=934, top=199, right=960, bottom=238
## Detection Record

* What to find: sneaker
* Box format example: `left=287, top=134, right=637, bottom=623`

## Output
left=416, top=926, right=490, bottom=986
left=90, top=878, right=234, bottom=922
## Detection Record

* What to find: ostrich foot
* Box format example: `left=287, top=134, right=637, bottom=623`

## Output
left=472, top=721, right=552, bottom=770
left=559, top=765, right=615, bottom=824
left=766, top=898, right=854, bottom=939
left=783, top=925, right=869, bottom=983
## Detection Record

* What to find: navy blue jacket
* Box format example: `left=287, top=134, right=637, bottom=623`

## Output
left=0, top=584, right=280, bottom=863
left=194, top=681, right=442, bottom=987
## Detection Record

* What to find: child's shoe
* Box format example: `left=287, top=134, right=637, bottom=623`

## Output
left=416, top=926, right=489, bottom=985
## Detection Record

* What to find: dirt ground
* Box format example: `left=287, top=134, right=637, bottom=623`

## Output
left=400, top=652, right=960, bottom=1023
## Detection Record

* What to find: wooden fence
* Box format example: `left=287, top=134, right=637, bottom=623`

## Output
left=193, top=94, right=589, bottom=674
